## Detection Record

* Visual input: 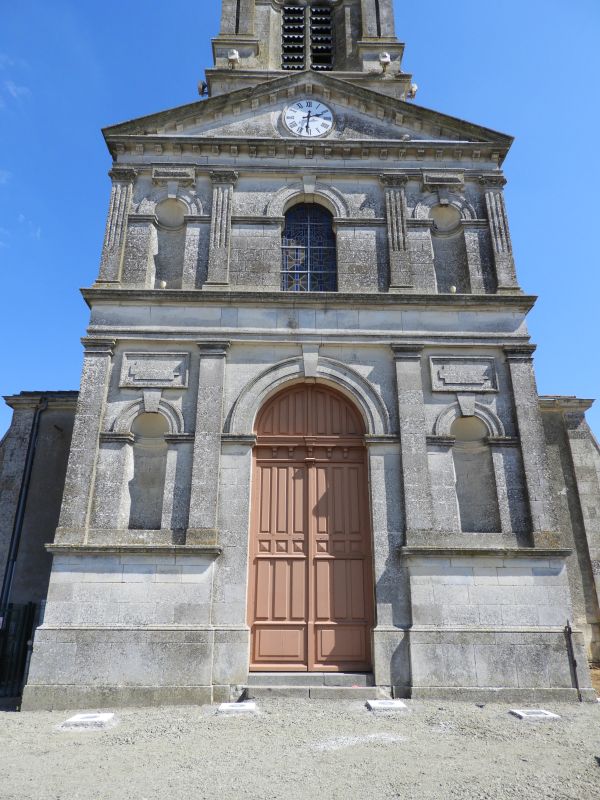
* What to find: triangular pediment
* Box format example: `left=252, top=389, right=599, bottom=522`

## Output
left=103, top=71, right=513, bottom=151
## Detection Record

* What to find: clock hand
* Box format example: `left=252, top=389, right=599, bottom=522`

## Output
left=305, top=110, right=312, bottom=133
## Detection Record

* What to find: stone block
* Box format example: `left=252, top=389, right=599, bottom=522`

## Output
left=217, top=701, right=258, bottom=715
left=473, top=644, right=519, bottom=687
left=509, top=709, right=560, bottom=721
left=366, top=699, right=407, bottom=712
left=58, top=713, right=118, bottom=731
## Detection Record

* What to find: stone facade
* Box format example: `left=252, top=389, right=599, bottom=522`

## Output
left=4, top=0, right=599, bottom=708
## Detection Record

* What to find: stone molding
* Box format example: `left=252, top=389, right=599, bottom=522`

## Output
left=226, top=355, right=391, bottom=436
left=399, top=546, right=572, bottom=558
left=539, top=396, right=595, bottom=413
left=210, top=170, right=239, bottom=185
left=487, top=436, right=520, bottom=447
left=46, top=543, right=222, bottom=557
left=430, top=356, right=498, bottom=393
left=413, top=192, right=477, bottom=221
left=82, top=287, right=538, bottom=313
left=504, top=344, right=537, bottom=362
left=197, top=341, right=231, bottom=358
left=110, top=396, right=185, bottom=435
left=379, top=173, right=409, bottom=188
left=151, top=166, right=196, bottom=186
left=80, top=338, right=116, bottom=356
left=119, top=352, right=190, bottom=389
left=108, top=167, right=137, bottom=183
left=390, top=343, right=424, bottom=361
left=265, top=181, right=349, bottom=218
left=433, top=400, right=505, bottom=438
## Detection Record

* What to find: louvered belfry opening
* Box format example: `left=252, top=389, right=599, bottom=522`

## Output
left=281, top=3, right=334, bottom=72
left=282, top=5, right=306, bottom=71
left=310, top=5, right=333, bottom=71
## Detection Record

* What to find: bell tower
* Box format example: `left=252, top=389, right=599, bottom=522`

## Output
left=207, top=0, right=412, bottom=98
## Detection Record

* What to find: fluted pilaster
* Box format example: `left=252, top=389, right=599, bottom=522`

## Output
left=98, top=168, right=136, bottom=283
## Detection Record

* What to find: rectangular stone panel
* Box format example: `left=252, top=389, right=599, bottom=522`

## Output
left=120, top=352, right=190, bottom=388
left=430, top=356, right=498, bottom=393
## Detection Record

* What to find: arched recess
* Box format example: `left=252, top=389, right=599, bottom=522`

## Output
left=227, top=356, right=391, bottom=437
left=450, top=415, right=501, bottom=533
left=128, top=412, right=169, bottom=531
left=266, top=182, right=349, bottom=220
left=433, top=401, right=505, bottom=438
left=111, top=398, right=185, bottom=435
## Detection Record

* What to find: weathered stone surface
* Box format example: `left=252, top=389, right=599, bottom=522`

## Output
left=3, top=0, right=599, bottom=711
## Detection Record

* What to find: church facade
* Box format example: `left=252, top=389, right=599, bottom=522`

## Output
left=5, top=0, right=599, bottom=708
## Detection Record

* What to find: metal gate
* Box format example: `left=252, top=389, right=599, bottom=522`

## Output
left=0, top=603, right=38, bottom=699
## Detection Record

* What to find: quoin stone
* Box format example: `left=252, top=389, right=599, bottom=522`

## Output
left=0, top=0, right=598, bottom=710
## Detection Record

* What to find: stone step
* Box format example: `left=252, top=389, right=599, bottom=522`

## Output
left=244, top=686, right=386, bottom=701
left=246, top=672, right=375, bottom=688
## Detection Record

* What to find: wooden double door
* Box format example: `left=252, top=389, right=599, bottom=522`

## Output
left=248, top=384, right=374, bottom=672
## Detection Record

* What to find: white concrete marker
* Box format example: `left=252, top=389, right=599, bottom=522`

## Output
left=217, top=701, right=258, bottom=715
left=58, top=713, right=117, bottom=731
left=366, top=699, right=408, bottom=712
left=509, top=709, right=561, bottom=721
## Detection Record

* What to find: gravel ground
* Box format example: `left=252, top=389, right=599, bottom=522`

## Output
left=0, top=698, right=599, bottom=800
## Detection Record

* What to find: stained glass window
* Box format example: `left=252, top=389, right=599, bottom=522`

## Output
left=281, top=204, right=337, bottom=292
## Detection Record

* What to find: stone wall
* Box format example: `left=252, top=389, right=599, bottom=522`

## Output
left=0, top=393, right=77, bottom=608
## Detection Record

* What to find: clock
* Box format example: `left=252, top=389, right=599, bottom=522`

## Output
left=283, top=99, right=334, bottom=138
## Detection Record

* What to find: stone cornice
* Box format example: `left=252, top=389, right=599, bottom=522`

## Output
left=504, top=344, right=537, bottom=361
left=539, top=396, right=595, bottom=413
left=109, top=166, right=137, bottom=183
left=106, top=137, right=505, bottom=167
left=400, top=546, right=572, bottom=559
left=80, top=337, right=116, bottom=356
left=210, top=169, right=239, bottom=185
left=3, top=391, right=78, bottom=411
left=47, top=544, right=222, bottom=557
left=197, top=341, right=231, bottom=357
left=82, top=288, right=537, bottom=314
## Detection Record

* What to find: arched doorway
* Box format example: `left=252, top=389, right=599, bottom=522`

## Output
left=248, top=383, right=374, bottom=672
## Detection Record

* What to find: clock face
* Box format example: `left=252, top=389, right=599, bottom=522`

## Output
left=283, top=100, right=334, bottom=138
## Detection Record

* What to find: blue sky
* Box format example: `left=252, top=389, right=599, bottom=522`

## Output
left=0, top=0, right=599, bottom=436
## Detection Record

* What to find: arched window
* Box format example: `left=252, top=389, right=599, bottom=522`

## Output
left=128, top=412, right=169, bottom=530
left=281, top=203, right=337, bottom=292
left=450, top=416, right=501, bottom=533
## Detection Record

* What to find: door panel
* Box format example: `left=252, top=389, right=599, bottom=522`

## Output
left=249, top=385, right=374, bottom=672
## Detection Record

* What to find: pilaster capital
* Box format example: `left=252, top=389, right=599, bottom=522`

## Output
left=108, top=166, right=137, bottom=184
left=81, top=337, right=116, bottom=356
left=210, top=170, right=239, bottom=186
left=391, top=343, right=424, bottom=361
left=379, top=173, right=409, bottom=188
left=197, top=340, right=231, bottom=358
left=479, top=174, right=507, bottom=189
left=503, top=344, right=537, bottom=362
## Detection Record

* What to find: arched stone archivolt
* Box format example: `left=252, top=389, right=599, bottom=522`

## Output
left=433, top=401, right=505, bottom=438
left=226, top=356, right=391, bottom=436
left=133, top=187, right=203, bottom=217
left=412, top=192, right=476, bottom=222
left=111, top=397, right=185, bottom=435
left=266, top=182, right=349, bottom=219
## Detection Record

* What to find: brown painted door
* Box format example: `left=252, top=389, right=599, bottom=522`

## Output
left=248, top=384, right=374, bottom=672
